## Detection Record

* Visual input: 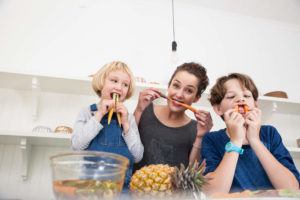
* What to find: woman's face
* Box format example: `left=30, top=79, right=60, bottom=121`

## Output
left=168, top=71, right=200, bottom=112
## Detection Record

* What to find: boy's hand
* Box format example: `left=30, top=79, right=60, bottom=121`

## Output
left=115, top=102, right=130, bottom=134
left=224, top=108, right=246, bottom=145
left=245, top=107, right=262, bottom=144
left=195, top=110, right=213, bottom=137
left=136, top=88, right=161, bottom=113
left=95, top=99, right=115, bottom=120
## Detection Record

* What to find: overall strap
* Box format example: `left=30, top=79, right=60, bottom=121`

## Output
left=90, top=104, right=98, bottom=112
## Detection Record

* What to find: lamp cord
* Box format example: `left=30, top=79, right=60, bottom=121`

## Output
left=172, top=0, right=175, bottom=41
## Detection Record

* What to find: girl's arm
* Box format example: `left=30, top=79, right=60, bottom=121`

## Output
left=122, top=114, right=144, bottom=163
left=71, top=107, right=103, bottom=150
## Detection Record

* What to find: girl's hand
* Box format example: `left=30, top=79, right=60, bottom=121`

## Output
left=116, top=102, right=130, bottom=134
left=245, top=107, right=262, bottom=144
left=195, top=110, right=213, bottom=138
left=95, top=99, right=115, bottom=121
left=224, top=108, right=246, bottom=145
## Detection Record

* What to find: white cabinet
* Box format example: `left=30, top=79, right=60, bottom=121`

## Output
left=1, top=71, right=300, bottom=180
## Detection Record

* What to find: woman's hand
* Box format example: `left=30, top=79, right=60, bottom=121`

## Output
left=245, top=107, right=262, bottom=144
left=136, top=88, right=161, bottom=113
left=195, top=110, right=213, bottom=137
left=224, top=109, right=246, bottom=145
left=134, top=88, right=161, bottom=124
left=116, top=102, right=130, bottom=134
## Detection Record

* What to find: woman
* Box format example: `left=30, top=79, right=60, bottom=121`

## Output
left=134, top=62, right=213, bottom=170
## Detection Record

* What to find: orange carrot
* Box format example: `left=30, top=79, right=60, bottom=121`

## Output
left=244, top=105, right=248, bottom=113
left=176, top=102, right=197, bottom=113
left=235, top=105, right=239, bottom=112
left=53, top=185, right=77, bottom=197
left=115, top=94, right=121, bottom=127
left=159, top=92, right=196, bottom=113
left=88, top=74, right=95, bottom=78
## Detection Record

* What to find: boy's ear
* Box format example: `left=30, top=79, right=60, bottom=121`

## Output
left=213, top=104, right=223, bottom=116
left=193, top=94, right=201, bottom=103
left=254, top=101, right=258, bottom=108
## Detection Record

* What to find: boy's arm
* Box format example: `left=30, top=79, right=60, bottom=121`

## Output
left=122, top=114, right=144, bottom=163
left=204, top=109, right=246, bottom=195
left=204, top=150, right=241, bottom=195
left=250, top=140, right=299, bottom=190
left=246, top=108, right=299, bottom=190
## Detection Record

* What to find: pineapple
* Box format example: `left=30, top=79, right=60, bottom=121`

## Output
left=129, top=161, right=208, bottom=199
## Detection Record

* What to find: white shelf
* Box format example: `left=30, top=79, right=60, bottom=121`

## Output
left=0, top=71, right=167, bottom=96
left=2, top=71, right=300, bottom=114
left=0, top=130, right=72, bottom=180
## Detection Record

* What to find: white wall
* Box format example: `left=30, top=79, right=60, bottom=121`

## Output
left=1, top=0, right=300, bottom=99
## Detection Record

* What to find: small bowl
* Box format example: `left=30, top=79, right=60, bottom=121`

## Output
left=32, top=126, right=52, bottom=133
left=264, top=91, right=288, bottom=99
left=54, top=126, right=72, bottom=134
left=50, top=151, right=129, bottom=200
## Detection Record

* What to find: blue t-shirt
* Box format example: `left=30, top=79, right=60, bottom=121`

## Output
left=201, top=125, right=300, bottom=192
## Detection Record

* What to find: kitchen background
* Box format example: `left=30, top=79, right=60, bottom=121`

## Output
left=0, top=0, right=300, bottom=199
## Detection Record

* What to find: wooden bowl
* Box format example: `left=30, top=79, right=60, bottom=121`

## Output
left=264, top=91, right=288, bottom=99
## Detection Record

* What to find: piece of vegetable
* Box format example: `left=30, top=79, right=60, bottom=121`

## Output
left=235, top=105, right=239, bottom=112
left=107, top=93, right=117, bottom=125
left=159, top=92, right=196, bottom=113
left=115, top=94, right=122, bottom=127
left=244, top=105, right=248, bottom=113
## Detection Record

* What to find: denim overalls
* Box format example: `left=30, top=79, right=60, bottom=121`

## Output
left=86, top=104, right=133, bottom=188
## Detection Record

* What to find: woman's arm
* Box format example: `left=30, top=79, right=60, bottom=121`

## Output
left=189, top=110, right=213, bottom=163
left=122, top=114, right=144, bottom=163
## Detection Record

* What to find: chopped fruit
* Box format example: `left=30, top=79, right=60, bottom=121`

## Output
left=130, top=162, right=208, bottom=199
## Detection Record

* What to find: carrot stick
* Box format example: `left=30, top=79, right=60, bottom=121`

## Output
left=88, top=74, right=95, bottom=78
left=244, top=105, right=248, bottom=113
left=159, top=92, right=196, bottom=113
left=235, top=105, right=239, bottom=112
left=115, top=94, right=121, bottom=127
left=108, top=93, right=117, bottom=125
left=177, top=102, right=197, bottom=113
left=53, top=185, right=77, bottom=197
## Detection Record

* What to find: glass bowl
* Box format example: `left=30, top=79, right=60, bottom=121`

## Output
left=50, top=151, right=129, bottom=200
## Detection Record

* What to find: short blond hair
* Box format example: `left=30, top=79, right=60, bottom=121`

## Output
left=92, top=61, right=135, bottom=99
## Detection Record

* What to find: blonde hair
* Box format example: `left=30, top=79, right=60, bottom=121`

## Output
left=92, top=61, right=135, bottom=99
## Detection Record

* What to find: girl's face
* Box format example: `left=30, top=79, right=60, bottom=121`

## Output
left=216, top=79, right=257, bottom=116
left=168, top=71, right=200, bottom=112
left=101, top=70, right=130, bottom=102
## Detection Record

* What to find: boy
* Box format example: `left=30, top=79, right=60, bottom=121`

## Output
left=201, top=73, right=300, bottom=195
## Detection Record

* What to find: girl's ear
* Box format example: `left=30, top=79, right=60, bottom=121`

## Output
left=193, top=94, right=201, bottom=103
left=213, top=104, right=223, bottom=116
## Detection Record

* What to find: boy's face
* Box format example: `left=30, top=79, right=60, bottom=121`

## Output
left=214, top=79, right=258, bottom=116
left=167, top=71, right=200, bottom=112
left=101, top=70, right=130, bottom=101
